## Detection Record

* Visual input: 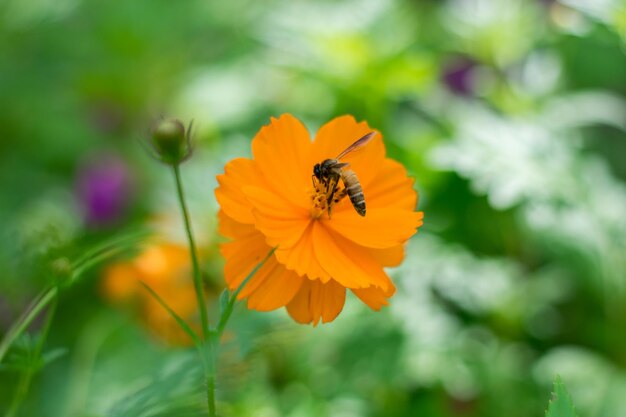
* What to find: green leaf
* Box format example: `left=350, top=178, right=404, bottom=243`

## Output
left=546, top=376, right=579, bottom=417
left=40, top=347, right=67, bottom=367
left=0, top=355, right=32, bottom=372
left=139, top=281, right=201, bottom=348
left=108, top=353, right=205, bottom=417
left=1, top=347, right=69, bottom=372
left=218, top=289, right=230, bottom=317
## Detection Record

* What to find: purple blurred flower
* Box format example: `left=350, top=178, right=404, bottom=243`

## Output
left=442, top=56, right=477, bottom=96
left=76, top=154, right=132, bottom=227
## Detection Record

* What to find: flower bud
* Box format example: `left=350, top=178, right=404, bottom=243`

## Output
left=150, top=118, right=191, bottom=165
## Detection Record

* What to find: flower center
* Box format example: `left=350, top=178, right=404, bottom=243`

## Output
left=310, top=177, right=347, bottom=219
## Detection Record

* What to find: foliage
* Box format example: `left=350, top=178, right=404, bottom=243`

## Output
left=546, top=376, right=579, bottom=417
left=1, top=0, right=625, bottom=416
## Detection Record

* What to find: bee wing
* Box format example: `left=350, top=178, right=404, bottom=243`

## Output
left=335, top=131, right=377, bottom=160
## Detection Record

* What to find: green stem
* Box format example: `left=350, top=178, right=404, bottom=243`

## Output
left=205, top=247, right=275, bottom=416
left=172, top=165, right=214, bottom=416
left=6, top=369, right=32, bottom=417
left=6, top=290, right=59, bottom=417
left=206, top=336, right=218, bottom=417
left=0, top=232, right=149, bottom=413
left=172, top=165, right=210, bottom=342
left=0, top=287, right=57, bottom=364
left=0, top=233, right=143, bottom=365
left=70, top=228, right=150, bottom=270
left=207, top=375, right=216, bottom=416
left=34, top=290, right=58, bottom=360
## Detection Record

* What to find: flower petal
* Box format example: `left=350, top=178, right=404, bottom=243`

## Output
left=218, top=210, right=257, bottom=240
left=364, top=158, right=418, bottom=211
left=215, top=158, right=262, bottom=224
left=251, top=114, right=313, bottom=209
left=220, top=228, right=272, bottom=290
left=352, top=281, right=396, bottom=311
left=274, top=223, right=332, bottom=282
left=102, top=263, right=138, bottom=301
left=216, top=114, right=423, bottom=326
left=286, top=279, right=346, bottom=325
left=310, top=115, right=386, bottom=188
left=368, top=244, right=406, bottom=267
left=243, top=185, right=310, bottom=248
left=246, top=265, right=304, bottom=311
left=235, top=255, right=280, bottom=299
left=323, top=208, right=423, bottom=249
left=312, top=222, right=391, bottom=290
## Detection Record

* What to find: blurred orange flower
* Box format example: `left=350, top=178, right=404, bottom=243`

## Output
left=102, top=243, right=200, bottom=345
left=215, top=114, right=423, bottom=325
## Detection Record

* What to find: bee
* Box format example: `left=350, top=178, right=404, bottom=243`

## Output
left=312, top=131, right=377, bottom=217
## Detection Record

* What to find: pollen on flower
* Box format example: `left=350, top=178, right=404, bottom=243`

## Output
left=309, top=177, right=347, bottom=219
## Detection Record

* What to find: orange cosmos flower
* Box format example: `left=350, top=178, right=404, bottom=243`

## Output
left=102, top=243, right=202, bottom=345
left=215, top=114, right=423, bottom=325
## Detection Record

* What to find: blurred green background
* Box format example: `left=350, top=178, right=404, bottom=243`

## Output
left=1, top=0, right=626, bottom=416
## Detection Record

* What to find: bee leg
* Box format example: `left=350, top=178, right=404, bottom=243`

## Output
left=333, top=189, right=348, bottom=204
left=326, top=177, right=340, bottom=219
left=327, top=178, right=338, bottom=203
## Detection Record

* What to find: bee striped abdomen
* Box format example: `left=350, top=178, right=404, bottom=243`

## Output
left=341, top=169, right=366, bottom=216
left=313, top=132, right=376, bottom=217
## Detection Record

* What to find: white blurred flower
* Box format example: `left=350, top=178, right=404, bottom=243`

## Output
left=513, top=50, right=563, bottom=97
left=442, top=0, right=542, bottom=66
left=175, top=63, right=267, bottom=127
left=559, top=0, right=626, bottom=41
left=539, top=91, right=626, bottom=131
left=429, top=98, right=626, bottom=303
left=430, top=105, right=577, bottom=209
left=390, top=234, right=523, bottom=395
left=17, top=189, right=81, bottom=255
left=562, top=0, right=624, bottom=23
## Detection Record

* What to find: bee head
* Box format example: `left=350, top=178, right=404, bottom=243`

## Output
left=313, top=163, right=321, bottom=179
